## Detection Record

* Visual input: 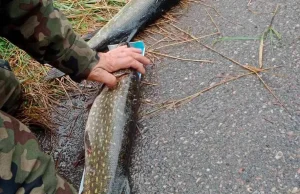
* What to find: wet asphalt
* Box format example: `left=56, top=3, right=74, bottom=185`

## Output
left=130, top=0, right=300, bottom=193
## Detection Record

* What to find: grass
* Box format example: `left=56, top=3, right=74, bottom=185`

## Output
left=212, top=36, right=261, bottom=46
left=53, top=0, right=126, bottom=34
left=0, top=0, right=127, bottom=129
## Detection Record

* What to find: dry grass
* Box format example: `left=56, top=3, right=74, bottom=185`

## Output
left=53, top=0, right=128, bottom=34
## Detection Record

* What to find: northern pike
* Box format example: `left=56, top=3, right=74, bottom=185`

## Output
left=82, top=69, right=140, bottom=194
left=44, top=0, right=180, bottom=81
left=79, top=0, right=180, bottom=193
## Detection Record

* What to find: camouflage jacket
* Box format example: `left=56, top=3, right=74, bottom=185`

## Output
left=0, top=0, right=98, bottom=81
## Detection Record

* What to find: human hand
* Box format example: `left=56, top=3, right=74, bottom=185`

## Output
left=87, top=45, right=150, bottom=88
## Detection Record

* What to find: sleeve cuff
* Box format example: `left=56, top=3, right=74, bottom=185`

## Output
left=50, top=35, right=99, bottom=82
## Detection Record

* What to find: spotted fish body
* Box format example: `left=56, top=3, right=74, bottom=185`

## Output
left=83, top=71, right=140, bottom=194
left=80, top=0, right=180, bottom=193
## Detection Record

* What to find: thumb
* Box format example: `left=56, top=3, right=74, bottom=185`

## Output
left=98, top=70, right=117, bottom=88
left=87, top=68, right=117, bottom=88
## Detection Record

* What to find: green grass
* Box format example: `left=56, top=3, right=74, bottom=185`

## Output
left=54, top=0, right=123, bottom=34
left=0, top=37, right=17, bottom=60
left=212, top=36, right=261, bottom=46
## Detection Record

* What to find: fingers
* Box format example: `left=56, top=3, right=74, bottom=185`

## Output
left=125, top=52, right=150, bottom=74
left=88, top=45, right=151, bottom=87
left=131, top=52, right=151, bottom=65
left=126, top=58, right=145, bottom=74
left=98, top=70, right=117, bottom=88
left=96, top=45, right=151, bottom=76
left=112, top=46, right=149, bottom=65
left=117, top=47, right=150, bottom=66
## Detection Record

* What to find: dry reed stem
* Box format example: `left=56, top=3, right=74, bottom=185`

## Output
left=154, top=32, right=220, bottom=50
left=204, top=8, right=221, bottom=34
left=148, top=37, right=172, bottom=49
left=259, top=5, right=280, bottom=69
left=200, top=44, right=287, bottom=110
left=142, top=66, right=280, bottom=118
left=193, top=0, right=220, bottom=15
left=148, top=51, right=214, bottom=63
left=142, top=72, right=255, bottom=118
left=247, top=0, right=253, bottom=6
left=259, top=32, right=265, bottom=69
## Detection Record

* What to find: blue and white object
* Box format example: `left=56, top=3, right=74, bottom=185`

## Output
left=129, top=41, right=145, bottom=80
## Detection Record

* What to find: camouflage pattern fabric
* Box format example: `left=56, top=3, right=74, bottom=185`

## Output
left=0, top=59, right=21, bottom=115
left=0, top=61, right=77, bottom=193
left=0, top=0, right=99, bottom=82
left=0, top=110, right=77, bottom=194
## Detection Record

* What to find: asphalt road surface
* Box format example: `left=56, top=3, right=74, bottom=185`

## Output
left=130, top=0, right=300, bottom=193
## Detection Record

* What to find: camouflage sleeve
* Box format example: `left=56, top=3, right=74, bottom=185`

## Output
left=0, top=0, right=98, bottom=81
